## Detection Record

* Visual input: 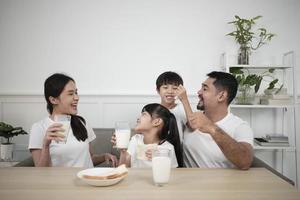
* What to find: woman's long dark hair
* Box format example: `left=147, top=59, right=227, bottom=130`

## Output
left=142, top=103, right=183, bottom=167
left=44, top=73, right=87, bottom=141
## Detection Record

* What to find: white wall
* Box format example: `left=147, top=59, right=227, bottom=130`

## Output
left=0, top=0, right=299, bottom=95
left=0, top=0, right=299, bottom=187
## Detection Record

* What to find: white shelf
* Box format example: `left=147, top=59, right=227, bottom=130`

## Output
left=230, top=104, right=294, bottom=108
left=229, top=65, right=291, bottom=69
left=254, top=144, right=296, bottom=151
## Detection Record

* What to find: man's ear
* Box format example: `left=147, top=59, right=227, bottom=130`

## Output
left=49, top=96, right=59, bottom=105
left=152, top=118, right=163, bottom=127
left=218, top=90, right=228, bottom=103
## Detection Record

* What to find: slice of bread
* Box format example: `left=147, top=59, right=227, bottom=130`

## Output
left=82, top=164, right=128, bottom=180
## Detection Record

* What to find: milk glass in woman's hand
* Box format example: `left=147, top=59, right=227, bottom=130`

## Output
left=115, top=121, right=131, bottom=149
left=152, top=148, right=172, bottom=186
left=54, top=114, right=71, bottom=144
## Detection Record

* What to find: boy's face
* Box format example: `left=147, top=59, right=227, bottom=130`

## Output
left=157, top=84, right=178, bottom=106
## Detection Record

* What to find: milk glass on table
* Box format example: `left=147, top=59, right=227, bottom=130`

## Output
left=152, top=148, right=171, bottom=186
left=54, top=114, right=71, bottom=144
left=115, top=121, right=131, bottom=149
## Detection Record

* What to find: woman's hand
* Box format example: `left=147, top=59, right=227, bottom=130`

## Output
left=110, top=133, right=117, bottom=148
left=103, top=153, right=118, bottom=167
left=43, top=123, right=65, bottom=146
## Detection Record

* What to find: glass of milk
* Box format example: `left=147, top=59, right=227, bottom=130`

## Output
left=115, top=121, right=131, bottom=149
left=152, top=148, right=171, bottom=186
left=54, top=114, right=71, bottom=144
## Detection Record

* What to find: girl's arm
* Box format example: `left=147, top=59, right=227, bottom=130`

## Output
left=118, top=149, right=131, bottom=167
left=111, top=133, right=131, bottom=167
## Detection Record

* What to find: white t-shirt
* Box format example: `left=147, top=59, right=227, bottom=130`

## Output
left=183, top=112, right=253, bottom=168
left=127, top=134, right=178, bottom=168
left=28, top=117, right=96, bottom=168
left=169, top=103, right=187, bottom=143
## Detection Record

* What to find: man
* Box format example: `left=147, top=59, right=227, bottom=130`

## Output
left=176, top=71, right=253, bottom=169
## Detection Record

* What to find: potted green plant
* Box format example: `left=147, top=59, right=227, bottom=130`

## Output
left=0, top=122, right=28, bottom=161
left=227, top=15, right=275, bottom=64
left=230, top=67, right=283, bottom=104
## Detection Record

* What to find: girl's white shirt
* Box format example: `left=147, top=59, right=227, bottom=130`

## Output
left=127, top=134, right=178, bottom=168
left=28, top=117, right=96, bottom=168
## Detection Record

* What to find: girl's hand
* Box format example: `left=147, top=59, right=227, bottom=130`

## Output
left=103, top=153, right=118, bottom=167
left=44, top=123, right=65, bottom=146
left=145, top=149, right=153, bottom=161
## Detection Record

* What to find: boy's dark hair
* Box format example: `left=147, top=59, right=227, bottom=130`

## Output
left=207, top=71, right=238, bottom=105
left=142, top=103, right=183, bottom=167
left=156, top=71, right=183, bottom=90
left=44, top=73, right=88, bottom=142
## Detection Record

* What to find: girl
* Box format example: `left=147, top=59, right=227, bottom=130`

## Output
left=112, top=103, right=183, bottom=168
left=28, top=73, right=117, bottom=167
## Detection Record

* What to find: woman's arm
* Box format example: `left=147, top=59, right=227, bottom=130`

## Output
left=31, top=146, right=51, bottom=167
left=30, top=123, right=65, bottom=167
left=89, top=144, right=118, bottom=167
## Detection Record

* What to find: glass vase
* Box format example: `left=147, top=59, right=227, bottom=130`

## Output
left=235, top=85, right=255, bottom=105
left=238, top=45, right=250, bottom=65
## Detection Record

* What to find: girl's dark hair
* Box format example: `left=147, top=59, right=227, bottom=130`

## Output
left=142, top=103, right=183, bottom=167
left=156, top=71, right=183, bottom=90
left=44, top=73, right=87, bottom=141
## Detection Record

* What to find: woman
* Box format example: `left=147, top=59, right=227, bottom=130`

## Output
left=28, top=73, right=117, bottom=167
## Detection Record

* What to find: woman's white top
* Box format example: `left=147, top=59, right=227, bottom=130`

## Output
left=127, top=134, right=178, bottom=168
left=28, top=117, right=96, bottom=168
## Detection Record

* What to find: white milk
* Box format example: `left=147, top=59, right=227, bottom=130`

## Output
left=115, top=129, right=131, bottom=148
left=152, top=156, right=171, bottom=185
left=57, top=122, right=70, bottom=143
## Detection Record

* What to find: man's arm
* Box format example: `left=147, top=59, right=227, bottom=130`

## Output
left=189, top=112, right=253, bottom=170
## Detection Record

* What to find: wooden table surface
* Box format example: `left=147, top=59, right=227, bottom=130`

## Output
left=0, top=167, right=299, bottom=200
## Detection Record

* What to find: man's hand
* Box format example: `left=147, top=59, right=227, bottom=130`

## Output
left=188, top=112, right=216, bottom=135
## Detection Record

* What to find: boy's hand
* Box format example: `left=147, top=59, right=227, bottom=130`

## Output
left=176, top=84, right=188, bottom=101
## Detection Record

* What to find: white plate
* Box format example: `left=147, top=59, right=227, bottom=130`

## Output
left=77, top=168, right=127, bottom=186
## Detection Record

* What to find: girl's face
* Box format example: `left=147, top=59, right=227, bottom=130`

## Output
left=135, top=111, right=156, bottom=132
left=52, top=81, right=79, bottom=115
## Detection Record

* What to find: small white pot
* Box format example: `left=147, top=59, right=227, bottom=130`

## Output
left=0, top=143, right=14, bottom=161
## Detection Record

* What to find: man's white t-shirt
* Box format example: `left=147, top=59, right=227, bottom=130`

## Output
left=183, top=112, right=253, bottom=168
left=169, top=103, right=187, bottom=143
left=28, top=117, right=96, bottom=168
left=127, top=134, right=178, bottom=168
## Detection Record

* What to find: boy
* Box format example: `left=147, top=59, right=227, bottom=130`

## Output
left=156, top=71, right=189, bottom=143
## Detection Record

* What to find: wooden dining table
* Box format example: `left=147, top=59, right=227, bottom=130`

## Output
left=0, top=167, right=299, bottom=200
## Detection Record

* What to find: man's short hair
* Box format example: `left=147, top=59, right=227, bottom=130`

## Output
left=207, top=71, right=238, bottom=105
left=156, top=71, right=183, bottom=90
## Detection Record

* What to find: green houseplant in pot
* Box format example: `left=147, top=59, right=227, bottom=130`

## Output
left=0, top=122, right=28, bottom=161
left=227, top=15, right=275, bottom=65
left=230, top=67, right=282, bottom=104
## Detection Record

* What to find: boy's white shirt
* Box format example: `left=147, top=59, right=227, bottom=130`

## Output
left=169, top=102, right=187, bottom=143
left=127, top=134, right=178, bottom=168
